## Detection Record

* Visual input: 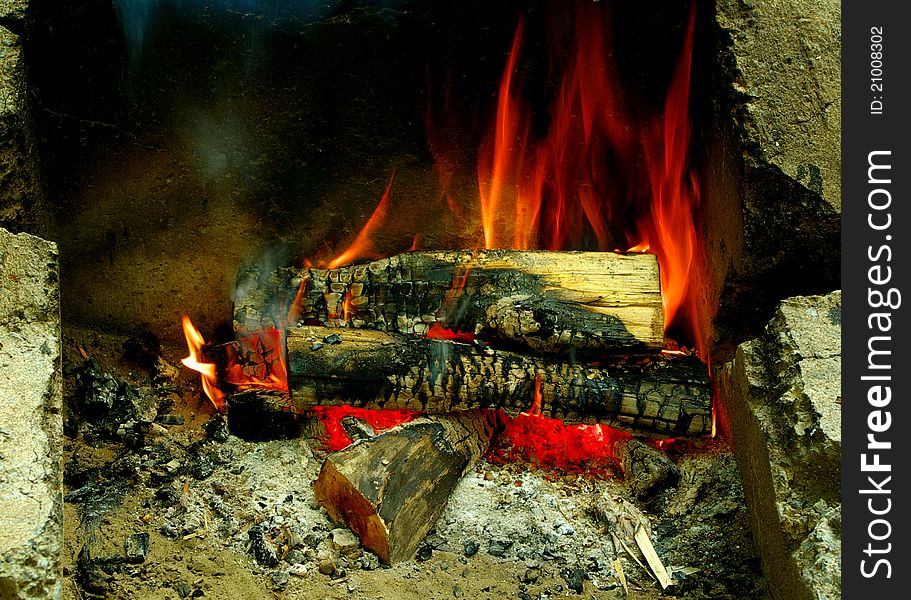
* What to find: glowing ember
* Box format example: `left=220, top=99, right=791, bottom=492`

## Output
left=180, top=315, right=225, bottom=411
left=425, top=322, right=475, bottom=343
left=490, top=416, right=631, bottom=475
left=310, top=405, right=420, bottom=452
left=220, top=328, right=289, bottom=393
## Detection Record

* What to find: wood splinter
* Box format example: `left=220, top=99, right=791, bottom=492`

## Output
left=313, top=409, right=503, bottom=564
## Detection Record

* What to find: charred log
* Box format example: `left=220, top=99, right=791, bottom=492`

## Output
left=234, top=250, right=664, bottom=355
left=282, top=326, right=711, bottom=438
left=313, top=409, right=502, bottom=564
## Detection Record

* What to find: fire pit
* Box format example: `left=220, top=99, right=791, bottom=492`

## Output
left=0, top=0, right=841, bottom=598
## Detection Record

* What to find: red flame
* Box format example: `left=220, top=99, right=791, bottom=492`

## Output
left=180, top=315, right=225, bottom=411
left=473, top=1, right=708, bottom=356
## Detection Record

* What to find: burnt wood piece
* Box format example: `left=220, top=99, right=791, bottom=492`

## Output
left=285, top=326, right=712, bottom=438
left=234, top=250, right=664, bottom=355
left=313, top=409, right=503, bottom=564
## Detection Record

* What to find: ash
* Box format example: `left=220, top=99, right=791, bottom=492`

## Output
left=62, top=327, right=768, bottom=599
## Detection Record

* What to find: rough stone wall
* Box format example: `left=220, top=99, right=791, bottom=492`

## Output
left=718, top=291, right=841, bottom=600
left=0, top=227, right=62, bottom=599
left=708, top=0, right=841, bottom=332
left=0, top=0, right=45, bottom=235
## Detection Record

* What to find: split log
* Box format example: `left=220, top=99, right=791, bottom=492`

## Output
left=285, top=326, right=712, bottom=438
left=234, top=250, right=664, bottom=355
left=313, top=409, right=502, bottom=563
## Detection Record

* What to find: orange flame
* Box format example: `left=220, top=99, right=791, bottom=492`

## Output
left=473, top=1, right=708, bottom=356
left=327, top=170, right=396, bottom=269
left=523, top=373, right=543, bottom=416
left=180, top=315, right=225, bottom=411
left=221, top=328, right=289, bottom=393
left=638, top=2, right=705, bottom=352
left=478, top=17, right=528, bottom=250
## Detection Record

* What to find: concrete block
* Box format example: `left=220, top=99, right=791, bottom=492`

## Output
left=0, top=227, right=62, bottom=599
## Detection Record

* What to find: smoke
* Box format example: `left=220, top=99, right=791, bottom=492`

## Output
left=113, top=0, right=407, bottom=65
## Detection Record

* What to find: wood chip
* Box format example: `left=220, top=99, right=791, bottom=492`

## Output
left=634, top=524, right=673, bottom=589
left=612, top=558, right=629, bottom=595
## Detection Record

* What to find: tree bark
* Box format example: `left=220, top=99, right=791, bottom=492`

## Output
left=285, top=326, right=712, bottom=438
left=313, top=409, right=503, bottom=563
left=234, top=250, right=664, bottom=355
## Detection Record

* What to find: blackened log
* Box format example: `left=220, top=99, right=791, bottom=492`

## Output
left=234, top=250, right=664, bottom=355
left=286, top=326, right=712, bottom=438
left=313, top=409, right=502, bottom=563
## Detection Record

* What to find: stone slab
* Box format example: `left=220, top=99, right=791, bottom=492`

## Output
left=0, top=226, right=62, bottom=599
left=719, top=291, right=841, bottom=600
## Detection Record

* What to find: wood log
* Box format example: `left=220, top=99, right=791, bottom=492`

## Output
left=313, top=409, right=502, bottom=563
left=284, top=326, right=712, bottom=438
left=234, top=250, right=664, bottom=355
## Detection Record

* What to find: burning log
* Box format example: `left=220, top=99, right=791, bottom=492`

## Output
left=285, top=326, right=712, bottom=438
left=234, top=250, right=664, bottom=355
left=313, top=409, right=503, bottom=563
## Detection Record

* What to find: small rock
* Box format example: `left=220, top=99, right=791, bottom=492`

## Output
left=562, top=567, right=586, bottom=594
left=175, top=581, right=192, bottom=598
left=157, top=414, right=185, bottom=426
left=452, top=584, right=464, bottom=597
left=330, top=527, right=360, bottom=552
left=289, top=563, right=309, bottom=577
left=463, top=541, right=480, bottom=557
left=124, top=532, right=150, bottom=563
left=555, top=521, right=575, bottom=536
left=359, top=551, right=380, bottom=571
left=318, top=559, right=337, bottom=576
left=521, top=568, right=540, bottom=583
left=310, top=342, right=324, bottom=351
left=487, top=538, right=513, bottom=558
left=416, top=544, right=433, bottom=562
left=271, top=571, right=290, bottom=591
left=248, top=525, right=280, bottom=567
left=323, top=333, right=342, bottom=345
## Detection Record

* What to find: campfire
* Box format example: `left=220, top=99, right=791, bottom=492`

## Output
left=170, top=0, right=717, bottom=574
left=0, top=0, right=841, bottom=598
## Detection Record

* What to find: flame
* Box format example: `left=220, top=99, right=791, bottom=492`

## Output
left=326, top=169, right=396, bottom=269
left=221, top=328, right=289, bottom=393
left=473, top=1, right=709, bottom=357
left=285, top=274, right=308, bottom=327
left=638, top=2, right=707, bottom=353
left=523, top=373, right=543, bottom=416
left=478, top=18, right=528, bottom=250
left=180, top=315, right=225, bottom=411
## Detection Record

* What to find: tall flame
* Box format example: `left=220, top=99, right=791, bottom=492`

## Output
left=181, top=315, right=225, bottom=411
left=477, top=18, right=528, bottom=250
left=326, top=169, right=396, bottom=269
left=473, top=1, right=708, bottom=355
